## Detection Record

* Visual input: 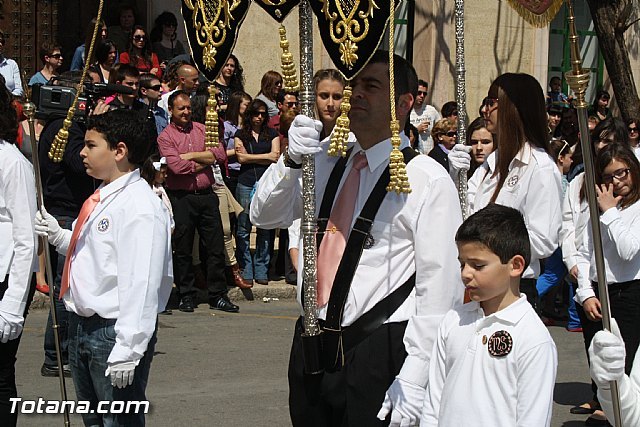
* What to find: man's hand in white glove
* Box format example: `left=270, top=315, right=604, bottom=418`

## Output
left=105, top=361, right=137, bottom=389
left=376, top=377, right=425, bottom=427
left=0, top=310, right=24, bottom=343
left=35, top=206, right=66, bottom=246
left=287, top=115, right=324, bottom=164
left=589, top=318, right=625, bottom=390
left=448, top=144, right=472, bottom=177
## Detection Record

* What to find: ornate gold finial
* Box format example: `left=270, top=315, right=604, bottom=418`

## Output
left=327, top=84, right=351, bottom=157
left=564, top=0, right=590, bottom=110
left=279, top=25, right=299, bottom=92
left=49, top=0, right=104, bottom=162
left=386, top=0, right=410, bottom=194
left=205, top=85, right=220, bottom=148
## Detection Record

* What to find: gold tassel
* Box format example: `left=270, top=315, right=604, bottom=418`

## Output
left=505, top=0, right=564, bottom=28
left=205, top=85, right=220, bottom=148
left=279, top=25, right=299, bottom=92
left=49, top=0, right=104, bottom=162
left=327, top=85, right=351, bottom=157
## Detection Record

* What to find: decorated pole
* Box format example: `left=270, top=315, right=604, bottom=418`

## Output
left=454, top=0, right=468, bottom=219
left=563, top=1, right=622, bottom=425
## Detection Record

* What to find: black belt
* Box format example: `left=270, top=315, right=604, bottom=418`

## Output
left=168, top=187, right=214, bottom=196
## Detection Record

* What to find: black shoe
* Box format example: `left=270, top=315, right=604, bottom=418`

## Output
left=41, top=363, right=71, bottom=378
left=159, top=309, right=173, bottom=315
left=210, top=297, right=239, bottom=313
left=179, top=296, right=195, bottom=312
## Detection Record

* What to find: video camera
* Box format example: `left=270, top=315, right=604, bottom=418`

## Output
left=33, top=79, right=135, bottom=122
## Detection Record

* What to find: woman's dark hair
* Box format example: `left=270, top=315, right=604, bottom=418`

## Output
left=626, top=117, right=638, bottom=129
left=83, top=18, right=107, bottom=65
left=441, top=101, right=458, bottom=118
left=141, top=153, right=163, bottom=186
left=595, top=143, right=640, bottom=209
left=226, top=91, right=252, bottom=126
left=126, top=25, right=153, bottom=69
left=226, top=54, right=245, bottom=93
left=592, top=89, right=611, bottom=110
left=94, top=39, right=117, bottom=65
left=258, top=70, right=282, bottom=101
left=150, top=11, right=178, bottom=43
left=0, top=79, right=18, bottom=143
left=190, top=92, right=208, bottom=124
left=549, top=138, right=571, bottom=161
left=488, top=73, right=549, bottom=203
left=239, top=99, right=270, bottom=142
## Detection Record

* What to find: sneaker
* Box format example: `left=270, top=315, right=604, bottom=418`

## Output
left=41, top=363, right=72, bottom=378
left=209, top=297, right=239, bottom=313
left=178, top=296, right=195, bottom=313
left=566, top=326, right=583, bottom=332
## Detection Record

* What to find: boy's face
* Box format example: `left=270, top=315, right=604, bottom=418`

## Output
left=81, top=130, right=126, bottom=182
left=457, top=242, right=522, bottom=305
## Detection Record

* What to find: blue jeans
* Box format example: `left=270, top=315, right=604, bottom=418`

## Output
left=235, top=183, right=270, bottom=281
left=536, top=247, right=567, bottom=297
left=68, top=313, right=156, bottom=427
left=43, top=215, right=73, bottom=367
left=567, top=281, right=582, bottom=329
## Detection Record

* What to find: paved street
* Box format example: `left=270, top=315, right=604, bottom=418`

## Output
left=15, top=300, right=596, bottom=426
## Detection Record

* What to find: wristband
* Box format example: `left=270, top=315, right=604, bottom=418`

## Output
left=284, top=151, right=302, bottom=169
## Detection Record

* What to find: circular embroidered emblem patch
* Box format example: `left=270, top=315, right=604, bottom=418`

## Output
left=97, top=217, right=110, bottom=233
left=506, top=175, right=519, bottom=188
left=488, top=330, right=513, bottom=357
left=363, top=233, right=375, bottom=249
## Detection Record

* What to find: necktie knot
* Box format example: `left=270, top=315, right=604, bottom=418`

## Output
left=352, top=152, right=368, bottom=171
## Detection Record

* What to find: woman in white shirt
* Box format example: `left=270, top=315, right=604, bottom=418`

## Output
left=452, top=73, right=563, bottom=308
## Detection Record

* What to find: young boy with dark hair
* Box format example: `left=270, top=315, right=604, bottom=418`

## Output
left=421, top=204, right=557, bottom=426
left=35, top=109, right=173, bottom=426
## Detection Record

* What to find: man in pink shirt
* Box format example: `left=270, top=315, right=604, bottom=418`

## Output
left=157, top=90, right=239, bottom=313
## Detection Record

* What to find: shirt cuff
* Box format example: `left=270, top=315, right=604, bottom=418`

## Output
left=575, top=286, right=596, bottom=305
left=397, top=354, right=429, bottom=388
left=600, top=207, right=620, bottom=226
left=107, top=342, right=143, bottom=365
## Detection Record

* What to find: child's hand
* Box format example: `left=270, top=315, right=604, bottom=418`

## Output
left=583, top=297, right=603, bottom=321
left=596, top=183, right=622, bottom=213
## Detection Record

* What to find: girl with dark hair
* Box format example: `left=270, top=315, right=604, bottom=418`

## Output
left=214, top=54, right=245, bottom=117
left=141, top=154, right=173, bottom=232
left=150, top=11, right=185, bottom=65
left=70, top=18, right=108, bottom=71
left=255, top=70, right=282, bottom=117
left=223, top=91, right=252, bottom=195
left=451, top=72, right=563, bottom=308
left=234, top=99, right=279, bottom=286
left=465, top=116, right=494, bottom=177
left=119, top=25, right=161, bottom=78
left=626, top=117, right=639, bottom=157
left=90, top=39, right=117, bottom=83
left=575, top=143, right=640, bottom=426
left=589, top=89, right=612, bottom=122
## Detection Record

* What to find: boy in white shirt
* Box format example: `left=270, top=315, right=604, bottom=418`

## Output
left=35, top=109, right=173, bottom=426
left=421, top=204, right=557, bottom=427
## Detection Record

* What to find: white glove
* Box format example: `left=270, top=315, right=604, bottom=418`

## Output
left=105, top=361, right=137, bottom=389
left=287, top=115, right=324, bottom=164
left=377, top=377, right=425, bottom=426
left=589, top=318, right=625, bottom=390
left=448, top=144, right=472, bottom=177
left=35, top=206, right=66, bottom=248
left=0, top=310, right=24, bottom=343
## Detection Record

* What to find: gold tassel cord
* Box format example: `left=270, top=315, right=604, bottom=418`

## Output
left=49, top=0, right=104, bottom=162
left=386, top=0, right=410, bottom=194
left=279, top=25, right=299, bottom=92
left=505, top=0, right=564, bottom=28
left=205, top=85, right=220, bottom=148
left=327, top=84, right=351, bottom=157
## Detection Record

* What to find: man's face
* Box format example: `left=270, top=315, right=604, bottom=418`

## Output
left=118, top=75, right=139, bottom=102
left=279, top=94, right=299, bottom=114
left=120, top=9, right=135, bottom=30
left=180, top=70, right=200, bottom=93
left=46, top=49, right=63, bottom=70
left=415, top=84, right=427, bottom=107
left=349, top=62, right=392, bottom=137
left=81, top=130, right=119, bottom=181
left=170, top=95, right=192, bottom=127
left=143, top=79, right=162, bottom=102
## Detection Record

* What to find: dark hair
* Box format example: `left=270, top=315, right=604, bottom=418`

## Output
left=126, top=25, right=153, bottom=69
left=593, top=117, right=629, bottom=148
left=368, top=50, right=418, bottom=102
left=258, top=70, right=282, bottom=101
left=276, top=89, right=298, bottom=105
left=549, top=138, right=571, bottom=160
left=488, top=73, right=549, bottom=203
left=313, top=68, right=345, bottom=91
left=549, top=76, right=561, bottom=85
left=0, top=82, right=18, bottom=143
left=191, top=92, right=208, bottom=124
left=83, top=18, right=107, bottom=65
left=138, top=72, right=159, bottom=89
left=163, top=59, right=188, bottom=86
left=94, top=39, right=117, bottom=65
left=225, top=54, right=245, bottom=93
left=240, top=98, right=270, bottom=141
left=226, top=91, right=252, bottom=126
left=86, top=109, right=149, bottom=165
left=168, top=89, right=190, bottom=109
left=417, top=79, right=428, bottom=89
left=626, top=117, right=638, bottom=131
left=150, top=11, right=179, bottom=43
left=595, top=143, right=640, bottom=209
left=39, top=42, right=62, bottom=63
left=441, top=101, right=458, bottom=118
left=456, top=203, right=531, bottom=270
left=141, top=153, right=163, bottom=186
left=113, top=63, right=139, bottom=83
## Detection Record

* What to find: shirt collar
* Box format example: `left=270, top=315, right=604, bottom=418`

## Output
left=463, top=294, right=530, bottom=326
left=97, top=169, right=141, bottom=202
left=350, top=133, right=410, bottom=173
left=170, top=121, right=193, bottom=133
left=484, top=142, right=532, bottom=174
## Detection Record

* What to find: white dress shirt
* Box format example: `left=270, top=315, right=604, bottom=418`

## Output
left=410, top=104, right=441, bottom=155
left=468, top=143, right=562, bottom=278
left=54, top=170, right=173, bottom=364
left=0, top=141, right=37, bottom=315
left=560, top=173, right=589, bottom=274
left=0, top=56, right=23, bottom=97
left=251, top=133, right=463, bottom=387
left=421, top=296, right=557, bottom=427
left=576, top=199, right=640, bottom=304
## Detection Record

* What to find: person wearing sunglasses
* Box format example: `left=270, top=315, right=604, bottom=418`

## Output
left=150, top=11, right=186, bottom=66
left=120, top=25, right=162, bottom=78
left=138, top=72, right=168, bottom=135
left=626, top=118, right=640, bottom=158
left=269, top=89, right=300, bottom=133
left=28, top=42, right=63, bottom=87
left=428, top=118, right=457, bottom=171
left=0, top=30, right=23, bottom=97
left=409, top=79, right=441, bottom=154
left=255, top=70, right=283, bottom=118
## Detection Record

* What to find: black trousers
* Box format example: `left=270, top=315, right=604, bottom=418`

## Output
left=0, top=274, right=36, bottom=427
left=578, top=279, right=640, bottom=401
left=289, top=318, right=407, bottom=427
left=168, top=191, right=227, bottom=300
left=520, top=278, right=539, bottom=310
